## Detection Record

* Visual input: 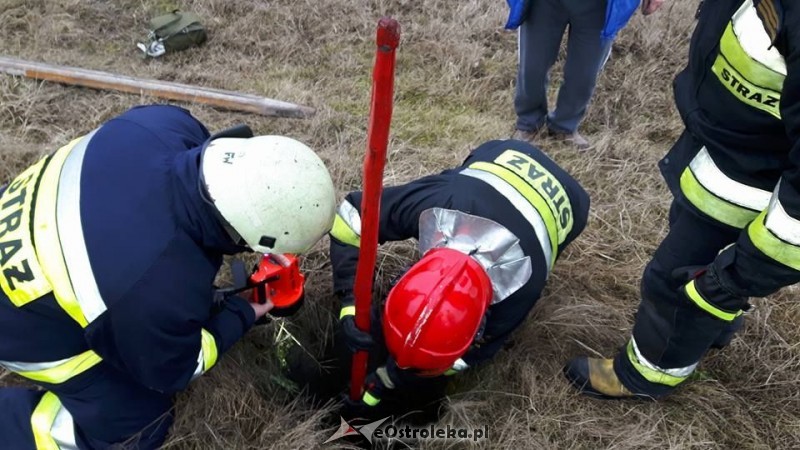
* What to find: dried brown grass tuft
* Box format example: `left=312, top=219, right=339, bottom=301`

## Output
left=1, top=0, right=799, bottom=448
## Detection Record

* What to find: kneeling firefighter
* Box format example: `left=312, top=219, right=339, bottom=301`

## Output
left=0, top=105, right=336, bottom=448
left=289, top=138, right=590, bottom=419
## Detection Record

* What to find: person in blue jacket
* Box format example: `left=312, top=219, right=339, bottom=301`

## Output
left=0, top=104, right=336, bottom=449
left=507, top=0, right=665, bottom=149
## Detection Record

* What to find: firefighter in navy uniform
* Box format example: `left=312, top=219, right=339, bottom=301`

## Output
left=565, top=0, right=800, bottom=398
left=310, top=138, right=589, bottom=417
left=0, top=105, right=336, bottom=448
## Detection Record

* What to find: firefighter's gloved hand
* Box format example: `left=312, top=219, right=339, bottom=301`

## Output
left=676, top=259, right=749, bottom=323
left=339, top=392, right=385, bottom=420
left=339, top=295, right=373, bottom=353
left=362, top=358, right=422, bottom=404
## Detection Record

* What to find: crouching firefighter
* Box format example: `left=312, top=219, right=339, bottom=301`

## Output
left=565, top=0, right=800, bottom=399
left=0, top=105, right=336, bottom=449
left=288, top=138, right=589, bottom=419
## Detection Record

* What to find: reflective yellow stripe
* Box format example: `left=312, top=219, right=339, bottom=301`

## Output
left=31, top=392, right=61, bottom=450
left=719, top=23, right=784, bottom=92
left=460, top=169, right=553, bottom=269
left=468, top=162, right=559, bottom=257
left=626, top=341, right=688, bottom=387
left=330, top=214, right=361, bottom=248
left=711, top=54, right=781, bottom=119
left=0, top=157, right=53, bottom=306
left=339, top=305, right=356, bottom=319
left=33, top=137, right=89, bottom=327
left=749, top=210, right=800, bottom=271
left=679, top=167, right=760, bottom=228
left=200, top=329, right=218, bottom=372
left=362, top=391, right=381, bottom=406
left=711, top=0, right=785, bottom=118
left=492, top=150, right=573, bottom=244
left=684, top=280, right=741, bottom=322
left=15, top=350, right=102, bottom=384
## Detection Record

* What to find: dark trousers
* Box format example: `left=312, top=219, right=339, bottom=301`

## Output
left=0, top=363, right=173, bottom=449
left=515, top=0, right=611, bottom=133
left=614, top=190, right=745, bottom=396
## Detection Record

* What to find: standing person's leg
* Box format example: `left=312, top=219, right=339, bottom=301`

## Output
left=548, top=0, right=611, bottom=141
left=565, top=131, right=748, bottom=398
left=514, top=0, right=569, bottom=135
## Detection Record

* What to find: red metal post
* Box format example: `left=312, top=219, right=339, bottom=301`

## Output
left=350, top=17, right=401, bottom=401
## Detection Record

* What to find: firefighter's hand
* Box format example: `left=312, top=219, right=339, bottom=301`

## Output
left=340, top=312, right=374, bottom=352
left=339, top=392, right=384, bottom=420
left=641, top=0, right=665, bottom=15
left=250, top=300, right=274, bottom=321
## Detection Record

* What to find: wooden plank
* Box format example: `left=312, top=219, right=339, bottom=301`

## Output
left=0, top=55, right=315, bottom=118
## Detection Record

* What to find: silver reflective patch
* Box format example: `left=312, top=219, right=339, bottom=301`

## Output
left=418, top=208, right=532, bottom=304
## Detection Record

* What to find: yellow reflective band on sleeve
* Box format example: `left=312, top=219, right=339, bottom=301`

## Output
left=339, top=305, right=356, bottom=319
left=492, top=150, right=573, bottom=243
left=33, top=137, right=90, bottom=327
left=679, top=167, right=760, bottom=228
left=201, top=329, right=219, bottom=372
left=684, top=280, right=742, bottom=322
left=15, top=350, right=102, bottom=385
left=719, top=23, right=785, bottom=92
left=0, top=156, right=53, bottom=307
left=626, top=341, right=688, bottom=387
left=468, top=161, right=559, bottom=256
left=330, top=214, right=361, bottom=248
left=362, top=391, right=381, bottom=406
left=748, top=210, right=800, bottom=271
left=711, top=54, right=781, bottom=119
left=31, top=392, right=61, bottom=450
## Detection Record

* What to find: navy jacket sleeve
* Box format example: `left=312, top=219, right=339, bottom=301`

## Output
left=85, top=238, right=255, bottom=394
left=330, top=175, right=454, bottom=301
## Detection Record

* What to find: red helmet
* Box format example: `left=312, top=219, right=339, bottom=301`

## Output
left=382, top=247, right=493, bottom=375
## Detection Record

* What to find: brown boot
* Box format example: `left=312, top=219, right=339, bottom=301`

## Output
left=511, top=128, right=542, bottom=144
left=549, top=129, right=591, bottom=150
left=563, top=356, right=650, bottom=400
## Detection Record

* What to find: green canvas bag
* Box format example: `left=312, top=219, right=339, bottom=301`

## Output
left=138, top=10, right=207, bottom=57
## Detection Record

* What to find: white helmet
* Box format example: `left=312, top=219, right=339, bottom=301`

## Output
left=201, top=135, right=336, bottom=254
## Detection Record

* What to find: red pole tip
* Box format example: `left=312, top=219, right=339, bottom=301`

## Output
left=376, top=17, right=401, bottom=50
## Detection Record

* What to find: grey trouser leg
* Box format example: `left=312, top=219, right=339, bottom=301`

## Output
left=548, top=0, right=611, bottom=133
left=514, top=0, right=569, bottom=132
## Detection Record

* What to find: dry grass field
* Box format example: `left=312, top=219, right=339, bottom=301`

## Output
left=2, top=0, right=800, bottom=448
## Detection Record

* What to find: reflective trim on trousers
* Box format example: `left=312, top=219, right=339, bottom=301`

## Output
left=31, top=392, right=78, bottom=450
left=626, top=338, right=696, bottom=387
